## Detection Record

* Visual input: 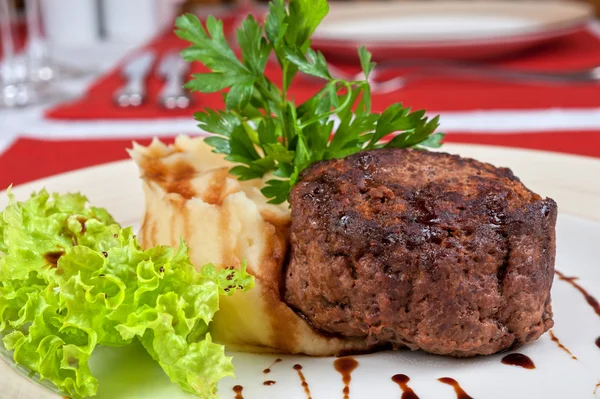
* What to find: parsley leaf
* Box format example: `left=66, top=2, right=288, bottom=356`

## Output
left=358, top=46, right=375, bottom=79
left=175, top=0, right=444, bottom=204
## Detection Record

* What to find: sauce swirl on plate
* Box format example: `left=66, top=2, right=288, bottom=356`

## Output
left=334, top=357, right=359, bottom=399
left=548, top=330, right=577, bottom=360
left=263, top=358, right=282, bottom=387
left=438, top=377, right=474, bottom=399
left=555, top=271, right=600, bottom=351
left=263, top=358, right=282, bottom=374
left=392, top=374, right=420, bottom=399
left=555, top=271, right=600, bottom=316
left=233, top=385, right=244, bottom=399
left=501, top=353, right=535, bottom=369
left=293, top=364, right=313, bottom=399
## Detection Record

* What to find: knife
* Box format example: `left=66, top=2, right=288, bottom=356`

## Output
left=113, top=51, right=156, bottom=107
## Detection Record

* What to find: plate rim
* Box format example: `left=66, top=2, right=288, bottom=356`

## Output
left=313, top=23, right=587, bottom=49
left=313, top=0, right=593, bottom=46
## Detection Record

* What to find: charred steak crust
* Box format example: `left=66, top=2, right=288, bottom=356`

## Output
left=284, top=149, right=557, bottom=357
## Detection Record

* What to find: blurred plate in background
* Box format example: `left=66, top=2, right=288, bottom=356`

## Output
left=312, top=1, right=593, bottom=61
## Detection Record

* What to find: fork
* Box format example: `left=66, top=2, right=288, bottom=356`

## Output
left=325, top=61, right=600, bottom=94
left=113, top=51, right=156, bottom=107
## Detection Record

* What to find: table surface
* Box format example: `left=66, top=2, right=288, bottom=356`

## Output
left=1, top=21, right=600, bottom=161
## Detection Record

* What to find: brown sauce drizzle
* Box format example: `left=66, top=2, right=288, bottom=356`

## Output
left=548, top=330, right=577, bottom=360
left=555, top=271, right=600, bottom=317
left=334, top=357, right=359, bottom=399
left=392, top=374, right=420, bottom=399
left=555, top=271, right=600, bottom=353
left=438, top=377, right=474, bottom=399
left=44, top=251, right=65, bottom=268
left=263, top=358, right=282, bottom=374
left=76, top=216, right=87, bottom=234
left=501, top=353, right=535, bottom=369
left=140, top=157, right=197, bottom=199
left=233, top=385, right=244, bottom=399
left=293, top=364, right=312, bottom=399
left=262, top=357, right=282, bottom=387
left=200, top=167, right=230, bottom=205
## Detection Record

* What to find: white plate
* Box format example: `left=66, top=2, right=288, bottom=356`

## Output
left=1, top=144, right=600, bottom=399
left=312, top=1, right=593, bottom=61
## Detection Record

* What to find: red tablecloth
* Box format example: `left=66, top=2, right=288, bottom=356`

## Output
left=46, top=27, right=600, bottom=120
left=1, top=130, right=598, bottom=189
left=3, top=18, right=600, bottom=190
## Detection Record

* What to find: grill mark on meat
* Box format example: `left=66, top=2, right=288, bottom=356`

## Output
left=278, top=233, right=292, bottom=303
left=497, top=232, right=510, bottom=300
left=403, top=273, right=415, bottom=318
left=349, top=259, right=358, bottom=280
left=490, top=215, right=511, bottom=343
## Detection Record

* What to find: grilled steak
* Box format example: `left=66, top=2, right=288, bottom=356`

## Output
left=284, top=148, right=557, bottom=357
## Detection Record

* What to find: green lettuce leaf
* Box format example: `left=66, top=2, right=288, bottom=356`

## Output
left=0, top=189, right=254, bottom=398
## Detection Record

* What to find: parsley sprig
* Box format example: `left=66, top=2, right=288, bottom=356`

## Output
left=175, top=0, right=444, bottom=204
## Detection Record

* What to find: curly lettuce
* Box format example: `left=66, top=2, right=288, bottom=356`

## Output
left=0, top=189, right=254, bottom=399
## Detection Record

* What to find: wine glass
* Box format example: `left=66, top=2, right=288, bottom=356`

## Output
left=0, top=0, right=37, bottom=107
left=0, top=0, right=86, bottom=108
left=24, top=0, right=54, bottom=83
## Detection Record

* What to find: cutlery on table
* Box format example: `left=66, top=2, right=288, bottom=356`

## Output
left=321, top=61, right=600, bottom=94
left=157, top=51, right=192, bottom=110
left=113, top=51, right=156, bottom=107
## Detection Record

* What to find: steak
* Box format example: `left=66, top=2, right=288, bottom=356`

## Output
left=284, top=148, right=557, bottom=357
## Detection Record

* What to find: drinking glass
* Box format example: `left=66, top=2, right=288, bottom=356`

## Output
left=0, top=0, right=35, bottom=107
left=24, top=0, right=54, bottom=83
left=1, top=0, right=90, bottom=108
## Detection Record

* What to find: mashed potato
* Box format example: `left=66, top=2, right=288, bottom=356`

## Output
left=129, top=136, right=369, bottom=355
